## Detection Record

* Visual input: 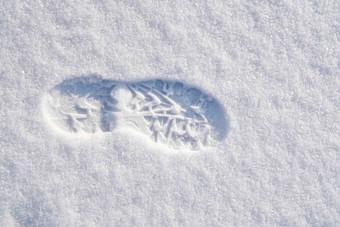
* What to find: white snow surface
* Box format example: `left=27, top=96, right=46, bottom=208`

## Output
left=1, top=0, right=340, bottom=226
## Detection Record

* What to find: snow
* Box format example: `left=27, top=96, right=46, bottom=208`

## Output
left=1, top=0, right=339, bottom=226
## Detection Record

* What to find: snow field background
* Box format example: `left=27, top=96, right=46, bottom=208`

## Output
left=0, top=0, right=339, bottom=226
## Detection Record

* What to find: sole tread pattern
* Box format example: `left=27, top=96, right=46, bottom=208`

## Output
left=43, top=76, right=227, bottom=150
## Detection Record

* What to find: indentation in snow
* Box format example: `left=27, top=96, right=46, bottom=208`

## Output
left=42, top=75, right=228, bottom=150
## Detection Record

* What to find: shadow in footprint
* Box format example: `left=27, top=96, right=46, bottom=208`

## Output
left=44, top=75, right=229, bottom=150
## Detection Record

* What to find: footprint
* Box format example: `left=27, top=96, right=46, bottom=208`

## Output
left=43, top=75, right=228, bottom=150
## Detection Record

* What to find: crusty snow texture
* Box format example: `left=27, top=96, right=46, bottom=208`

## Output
left=1, top=0, right=339, bottom=226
